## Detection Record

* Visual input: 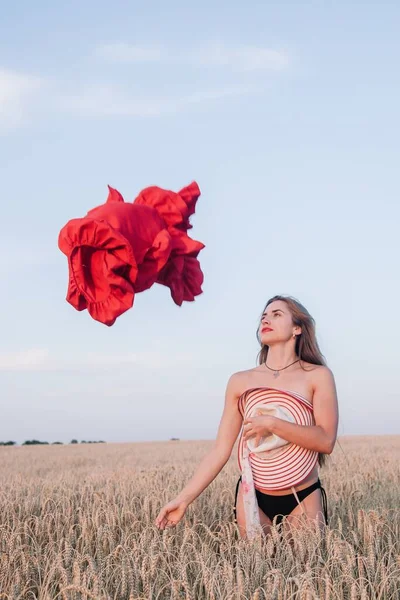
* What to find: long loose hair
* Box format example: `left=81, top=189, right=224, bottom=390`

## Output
left=256, top=294, right=328, bottom=467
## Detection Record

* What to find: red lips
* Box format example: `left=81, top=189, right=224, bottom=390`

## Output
left=262, top=328, right=273, bottom=332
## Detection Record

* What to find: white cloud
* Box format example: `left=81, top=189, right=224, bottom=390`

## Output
left=178, top=85, right=255, bottom=104
left=59, top=84, right=163, bottom=117
left=0, top=348, right=50, bottom=370
left=0, top=348, right=194, bottom=371
left=1, top=41, right=288, bottom=129
left=95, top=43, right=164, bottom=63
left=95, top=42, right=289, bottom=72
left=0, top=68, right=42, bottom=130
left=0, top=66, right=250, bottom=127
left=193, top=43, right=289, bottom=71
left=60, top=83, right=252, bottom=118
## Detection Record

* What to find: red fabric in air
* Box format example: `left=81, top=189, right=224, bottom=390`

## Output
left=58, top=182, right=205, bottom=326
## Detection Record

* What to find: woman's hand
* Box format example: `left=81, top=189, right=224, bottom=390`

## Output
left=155, top=498, right=188, bottom=530
left=243, top=414, right=276, bottom=447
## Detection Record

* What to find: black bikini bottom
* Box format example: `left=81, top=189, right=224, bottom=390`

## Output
left=233, top=476, right=328, bottom=526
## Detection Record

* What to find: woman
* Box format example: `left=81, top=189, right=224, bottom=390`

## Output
left=155, top=295, right=339, bottom=538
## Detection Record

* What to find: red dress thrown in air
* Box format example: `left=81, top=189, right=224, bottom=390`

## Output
left=58, top=182, right=205, bottom=326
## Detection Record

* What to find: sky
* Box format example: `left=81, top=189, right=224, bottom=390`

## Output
left=1, top=1, right=399, bottom=445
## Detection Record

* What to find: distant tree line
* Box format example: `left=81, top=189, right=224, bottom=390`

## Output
left=1, top=438, right=181, bottom=446
left=0, top=440, right=106, bottom=446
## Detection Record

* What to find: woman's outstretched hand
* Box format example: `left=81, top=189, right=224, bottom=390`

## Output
left=155, top=498, right=188, bottom=530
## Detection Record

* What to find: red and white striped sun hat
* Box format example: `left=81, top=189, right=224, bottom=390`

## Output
left=237, top=387, right=319, bottom=538
left=238, top=386, right=318, bottom=489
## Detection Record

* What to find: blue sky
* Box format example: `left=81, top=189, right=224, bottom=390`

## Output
left=1, top=1, right=399, bottom=445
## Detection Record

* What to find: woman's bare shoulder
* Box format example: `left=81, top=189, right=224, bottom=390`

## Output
left=299, top=362, right=333, bottom=390
left=303, top=364, right=335, bottom=394
left=310, top=364, right=335, bottom=381
left=226, top=367, right=260, bottom=396
left=301, top=361, right=332, bottom=373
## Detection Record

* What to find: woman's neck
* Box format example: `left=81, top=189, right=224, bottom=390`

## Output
left=264, top=344, right=298, bottom=370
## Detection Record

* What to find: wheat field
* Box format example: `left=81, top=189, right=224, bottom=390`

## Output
left=0, top=435, right=399, bottom=600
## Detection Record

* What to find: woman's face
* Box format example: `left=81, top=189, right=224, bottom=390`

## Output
left=258, top=300, right=298, bottom=344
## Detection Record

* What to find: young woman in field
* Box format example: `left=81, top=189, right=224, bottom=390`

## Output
left=155, top=295, right=339, bottom=539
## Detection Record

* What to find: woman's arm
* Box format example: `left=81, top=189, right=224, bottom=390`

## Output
left=312, top=366, right=339, bottom=452
left=175, top=373, right=243, bottom=507
left=243, top=367, right=339, bottom=454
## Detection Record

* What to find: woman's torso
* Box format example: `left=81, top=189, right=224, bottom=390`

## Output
left=237, top=362, right=321, bottom=496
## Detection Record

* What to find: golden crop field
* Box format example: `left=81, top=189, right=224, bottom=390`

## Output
left=1, top=435, right=399, bottom=600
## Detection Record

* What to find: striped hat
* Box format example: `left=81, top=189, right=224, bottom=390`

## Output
left=237, top=387, right=319, bottom=538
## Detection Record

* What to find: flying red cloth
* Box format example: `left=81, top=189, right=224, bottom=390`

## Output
left=58, top=182, right=205, bottom=326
